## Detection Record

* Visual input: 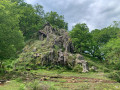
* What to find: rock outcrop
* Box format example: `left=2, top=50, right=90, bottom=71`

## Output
left=75, top=54, right=89, bottom=72
left=15, top=23, right=89, bottom=72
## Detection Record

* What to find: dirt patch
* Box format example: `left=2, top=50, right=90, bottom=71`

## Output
left=62, top=76, right=116, bottom=83
left=13, top=72, right=117, bottom=84
left=39, top=75, right=117, bottom=84
left=0, top=80, right=6, bottom=86
left=65, top=79, right=116, bottom=83
left=0, top=83, right=4, bottom=86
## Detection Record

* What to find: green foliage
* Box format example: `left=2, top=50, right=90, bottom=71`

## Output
left=0, top=80, right=26, bottom=90
left=0, top=0, right=24, bottom=60
left=113, top=62, right=120, bottom=70
left=45, top=11, right=68, bottom=30
left=16, top=77, right=23, bottom=82
left=103, top=68, right=110, bottom=73
left=54, top=45, right=60, bottom=51
left=108, top=71, right=120, bottom=82
left=73, top=65, right=83, bottom=73
left=19, top=84, right=25, bottom=90
left=70, top=23, right=91, bottom=53
left=9, top=1, right=68, bottom=39
left=88, top=24, right=120, bottom=59
left=101, top=38, right=120, bottom=65
left=83, top=54, right=109, bottom=72
left=26, top=80, right=56, bottom=90
left=27, top=80, right=39, bottom=90
left=17, top=3, right=45, bottom=39
left=89, top=29, right=101, bottom=58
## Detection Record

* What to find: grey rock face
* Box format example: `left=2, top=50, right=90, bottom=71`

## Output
left=54, top=36, right=63, bottom=48
left=38, top=23, right=74, bottom=53
left=41, top=49, right=55, bottom=66
left=54, top=34, right=74, bottom=53
left=16, top=23, right=90, bottom=73
left=63, top=51, right=69, bottom=66
left=62, top=33, right=74, bottom=53
left=38, top=31, right=47, bottom=41
left=90, top=66, right=97, bottom=71
left=76, top=54, right=89, bottom=72
left=58, top=49, right=64, bottom=65
left=76, top=54, right=84, bottom=60
left=38, top=24, right=88, bottom=72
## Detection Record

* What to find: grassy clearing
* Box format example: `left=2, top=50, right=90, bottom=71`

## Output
left=27, top=69, right=120, bottom=89
left=1, top=69, right=120, bottom=90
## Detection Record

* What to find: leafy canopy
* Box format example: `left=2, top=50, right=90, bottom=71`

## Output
left=0, top=0, right=24, bottom=60
left=45, top=11, right=68, bottom=30
left=70, top=23, right=91, bottom=53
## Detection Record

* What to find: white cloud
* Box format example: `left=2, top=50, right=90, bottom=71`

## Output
left=25, top=0, right=120, bottom=31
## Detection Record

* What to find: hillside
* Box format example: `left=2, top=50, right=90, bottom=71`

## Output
left=1, top=24, right=120, bottom=90
left=14, top=23, right=90, bottom=73
left=1, top=0, right=120, bottom=90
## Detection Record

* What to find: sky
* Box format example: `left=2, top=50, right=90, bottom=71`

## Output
left=25, top=0, right=120, bottom=31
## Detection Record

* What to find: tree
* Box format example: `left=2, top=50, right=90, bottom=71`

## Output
left=0, top=0, right=24, bottom=66
left=9, top=0, right=68, bottom=39
left=34, top=3, right=44, bottom=17
left=45, top=11, right=68, bottom=30
left=11, top=0, right=24, bottom=4
left=101, top=38, right=120, bottom=65
left=90, top=25, right=120, bottom=59
left=11, top=1, right=45, bottom=39
left=90, top=29, right=102, bottom=58
left=70, top=23, right=91, bottom=53
left=18, top=3, right=44, bottom=39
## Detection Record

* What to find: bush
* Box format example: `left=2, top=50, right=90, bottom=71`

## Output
left=26, top=80, right=56, bottom=90
left=27, top=80, right=39, bottom=90
left=103, top=68, right=110, bottom=73
left=107, top=71, right=120, bottom=82
left=16, top=77, right=23, bottom=82
left=113, top=63, right=120, bottom=70
left=73, top=65, right=83, bottom=73
left=89, top=69, right=96, bottom=72
left=19, top=84, right=25, bottom=90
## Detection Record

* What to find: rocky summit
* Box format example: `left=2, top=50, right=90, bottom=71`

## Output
left=15, top=23, right=89, bottom=72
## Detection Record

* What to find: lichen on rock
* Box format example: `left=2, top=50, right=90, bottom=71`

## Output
left=15, top=23, right=89, bottom=72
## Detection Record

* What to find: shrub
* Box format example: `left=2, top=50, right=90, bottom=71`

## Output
left=16, top=77, right=23, bottom=82
left=73, top=65, right=83, bottom=73
left=35, top=84, right=50, bottom=90
left=19, top=84, right=25, bottom=90
left=89, top=69, right=96, bottom=72
left=107, top=71, right=120, bottom=82
left=103, top=68, right=110, bottom=73
left=26, top=80, right=56, bottom=90
left=27, top=80, right=39, bottom=90
left=114, top=63, right=120, bottom=70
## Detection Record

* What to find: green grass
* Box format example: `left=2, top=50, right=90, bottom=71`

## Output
left=1, top=69, right=120, bottom=90
left=83, top=54, right=106, bottom=70
left=28, top=69, right=120, bottom=90
left=1, top=51, right=119, bottom=90
left=0, top=80, right=25, bottom=90
left=30, top=69, right=110, bottom=80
